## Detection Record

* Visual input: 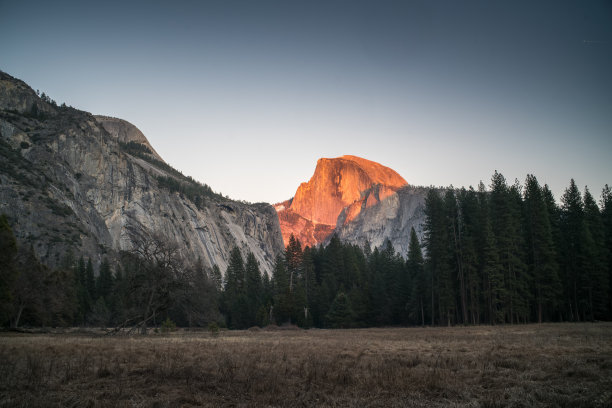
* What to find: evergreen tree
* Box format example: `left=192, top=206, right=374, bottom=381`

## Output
left=210, top=264, right=223, bottom=293
left=257, top=271, right=274, bottom=326
left=244, top=251, right=263, bottom=327
left=299, top=247, right=317, bottom=326
left=457, top=187, right=481, bottom=324
left=424, top=189, right=453, bottom=325
left=86, top=258, right=95, bottom=300
left=560, top=179, right=588, bottom=321
left=74, top=256, right=89, bottom=324
left=11, top=246, right=46, bottom=327
left=0, top=214, right=18, bottom=325
left=380, top=239, right=404, bottom=324
left=524, top=175, right=561, bottom=322
left=285, top=235, right=303, bottom=293
left=90, top=297, right=111, bottom=327
left=407, top=227, right=426, bottom=326
left=477, top=182, right=504, bottom=324
left=600, top=185, right=612, bottom=319
left=272, top=253, right=293, bottom=324
left=44, top=266, right=77, bottom=327
left=583, top=187, right=608, bottom=319
left=109, top=264, right=127, bottom=326
left=325, top=292, right=355, bottom=328
left=489, top=172, right=528, bottom=323
left=445, top=189, right=467, bottom=324
left=222, top=247, right=246, bottom=328
left=96, top=258, right=113, bottom=302
left=367, top=248, right=389, bottom=325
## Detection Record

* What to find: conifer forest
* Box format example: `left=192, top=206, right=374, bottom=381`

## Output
left=1, top=172, right=611, bottom=330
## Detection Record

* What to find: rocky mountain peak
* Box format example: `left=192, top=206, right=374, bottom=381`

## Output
left=276, top=155, right=408, bottom=248
left=0, top=71, right=57, bottom=117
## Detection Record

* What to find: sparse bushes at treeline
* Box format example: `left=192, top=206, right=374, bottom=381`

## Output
left=0, top=172, right=611, bottom=330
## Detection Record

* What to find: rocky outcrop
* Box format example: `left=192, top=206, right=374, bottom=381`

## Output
left=334, top=185, right=427, bottom=255
left=290, top=155, right=407, bottom=226
left=0, top=71, right=283, bottom=274
left=94, top=115, right=165, bottom=162
left=275, top=155, right=426, bottom=254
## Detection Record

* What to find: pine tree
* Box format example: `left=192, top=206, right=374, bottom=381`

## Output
left=222, top=247, right=246, bottom=328
left=272, top=254, right=292, bottom=324
left=583, top=187, right=608, bottom=319
left=600, top=185, right=612, bottom=319
left=285, top=235, right=303, bottom=293
left=0, top=214, right=18, bottom=325
left=96, top=258, right=113, bottom=302
left=367, top=247, right=389, bottom=325
left=424, top=189, right=453, bottom=325
left=445, top=189, right=467, bottom=324
left=600, top=184, right=612, bottom=320
left=325, top=292, right=355, bottom=328
left=74, top=256, right=88, bottom=324
left=11, top=246, right=46, bottom=327
left=86, top=258, right=95, bottom=302
left=489, top=172, right=528, bottom=323
left=560, top=179, right=587, bottom=321
left=407, top=227, right=426, bottom=326
left=299, top=247, right=317, bottom=326
left=524, top=175, right=561, bottom=322
left=245, top=251, right=263, bottom=327
left=457, top=187, right=481, bottom=324
left=210, top=264, right=223, bottom=293
left=477, top=182, right=504, bottom=324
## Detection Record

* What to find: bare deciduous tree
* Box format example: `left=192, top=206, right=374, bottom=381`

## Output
left=116, top=228, right=186, bottom=334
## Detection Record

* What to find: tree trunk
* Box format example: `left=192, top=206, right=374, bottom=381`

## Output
left=431, top=272, right=435, bottom=326
left=420, top=298, right=424, bottom=327
left=12, top=304, right=25, bottom=328
left=141, top=289, right=156, bottom=334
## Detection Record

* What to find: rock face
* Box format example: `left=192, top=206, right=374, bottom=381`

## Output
left=334, top=185, right=428, bottom=256
left=0, top=71, right=284, bottom=274
left=276, top=155, right=427, bottom=255
left=94, top=115, right=165, bottom=162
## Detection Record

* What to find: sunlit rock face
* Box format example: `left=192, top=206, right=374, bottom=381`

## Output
left=276, top=155, right=411, bottom=248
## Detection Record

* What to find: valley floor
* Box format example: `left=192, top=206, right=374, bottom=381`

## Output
left=1, top=323, right=611, bottom=407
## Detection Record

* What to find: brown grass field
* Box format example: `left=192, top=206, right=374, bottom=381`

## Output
left=1, top=323, right=611, bottom=407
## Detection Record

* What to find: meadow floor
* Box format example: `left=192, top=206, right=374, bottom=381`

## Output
left=1, top=323, right=611, bottom=407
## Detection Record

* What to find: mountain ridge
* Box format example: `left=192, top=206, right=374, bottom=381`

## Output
left=0, top=71, right=284, bottom=273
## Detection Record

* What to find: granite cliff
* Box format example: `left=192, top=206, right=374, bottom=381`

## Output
left=0, top=71, right=284, bottom=273
left=276, top=155, right=427, bottom=255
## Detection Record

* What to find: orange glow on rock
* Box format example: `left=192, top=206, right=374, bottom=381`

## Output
left=275, top=155, right=408, bottom=247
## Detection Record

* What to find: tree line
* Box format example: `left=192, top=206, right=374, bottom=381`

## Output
left=421, top=174, right=611, bottom=325
left=220, top=174, right=612, bottom=328
left=0, top=224, right=221, bottom=331
left=1, top=172, right=611, bottom=330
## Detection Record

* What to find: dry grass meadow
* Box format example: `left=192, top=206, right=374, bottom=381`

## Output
left=1, top=323, right=611, bottom=407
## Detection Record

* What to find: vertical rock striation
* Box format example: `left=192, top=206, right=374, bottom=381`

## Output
left=0, top=71, right=283, bottom=274
left=276, top=155, right=427, bottom=255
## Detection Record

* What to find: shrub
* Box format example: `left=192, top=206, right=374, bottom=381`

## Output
left=208, top=321, right=220, bottom=336
left=161, top=317, right=177, bottom=333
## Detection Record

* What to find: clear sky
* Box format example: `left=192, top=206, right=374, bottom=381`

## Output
left=1, top=0, right=611, bottom=204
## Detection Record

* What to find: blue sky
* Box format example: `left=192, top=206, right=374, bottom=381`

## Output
left=1, top=0, right=611, bottom=203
